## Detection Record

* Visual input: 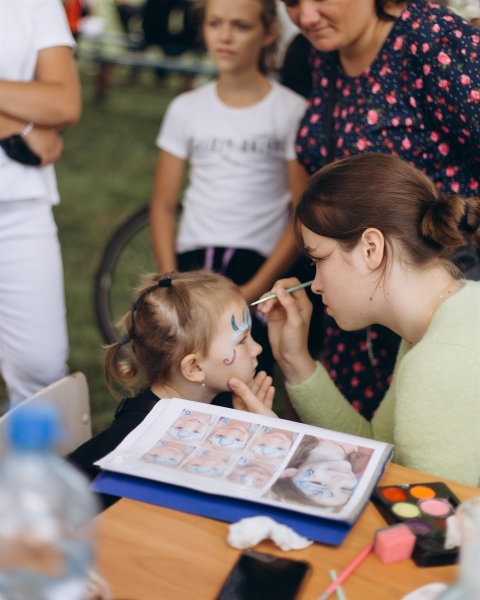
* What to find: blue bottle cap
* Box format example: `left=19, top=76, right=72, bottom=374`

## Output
left=6, top=402, right=63, bottom=450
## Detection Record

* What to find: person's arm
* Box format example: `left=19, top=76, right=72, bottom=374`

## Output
left=393, top=344, right=480, bottom=486
left=239, top=160, right=309, bottom=304
left=150, top=150, right=186, bottom=273
left=0, top=46, right=81, bottom=126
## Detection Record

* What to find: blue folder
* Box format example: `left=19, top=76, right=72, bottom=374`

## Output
left=92, top=470, right=352, bottom=545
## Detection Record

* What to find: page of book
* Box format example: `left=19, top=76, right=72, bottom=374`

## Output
left=95, top=398, right=393, bottom=524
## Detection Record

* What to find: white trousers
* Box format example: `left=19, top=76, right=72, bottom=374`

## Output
left=0, top=200, right=68, bottom=407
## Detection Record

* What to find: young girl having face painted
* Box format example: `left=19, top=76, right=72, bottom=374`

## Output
left=67, top=270, right=274, bottom=489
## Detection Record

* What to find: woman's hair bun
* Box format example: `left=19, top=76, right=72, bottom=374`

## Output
left=421, top=192, right=480, bottom=248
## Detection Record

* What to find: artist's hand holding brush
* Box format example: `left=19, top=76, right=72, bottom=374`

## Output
left=258, top=278, right=316, bottom=386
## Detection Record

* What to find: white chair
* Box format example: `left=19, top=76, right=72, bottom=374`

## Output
left=0, top=372, right=92, bottom=457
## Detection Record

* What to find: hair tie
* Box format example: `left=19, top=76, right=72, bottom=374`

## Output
left=119, top=334, right=131, bottom=346
left=158, top=276, right=172, bottom=288
left=130, top=301, right=138, bottom=312
left=459, top=203, right=476, bottom=233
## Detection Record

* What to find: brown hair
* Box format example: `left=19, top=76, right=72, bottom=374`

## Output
left=294, top=153, right=480, bottom=276
left=104, top=270, right=243, bottom=397
left=375, top=0, right=409, bottom=21
left=197, top=0, right=278, bottom=75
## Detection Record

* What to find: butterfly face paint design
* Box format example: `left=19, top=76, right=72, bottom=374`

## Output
left=143, top=454, right=182, bottom=467
left=223, top=307, right=252, bottom=365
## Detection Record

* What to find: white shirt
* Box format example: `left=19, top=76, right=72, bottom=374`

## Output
left=156, top=80, right=307, bottom=257
left=0, top=0, right=75, bottom=203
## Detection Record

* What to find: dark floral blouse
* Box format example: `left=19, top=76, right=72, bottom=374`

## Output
left=295, top=1, right=480, bottom=420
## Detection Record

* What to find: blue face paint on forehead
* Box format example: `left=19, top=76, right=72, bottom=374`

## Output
left=229, top=306, right=252, bottom=342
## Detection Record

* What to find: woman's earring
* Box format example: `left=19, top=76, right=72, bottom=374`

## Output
left=201, top=378, right=206, bottom=388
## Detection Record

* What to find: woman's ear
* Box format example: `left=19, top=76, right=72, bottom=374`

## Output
left=360, top=228, right=385, bottom=271
left=263, top=21, right=279, bottom=49
left=180, top=354, right=205, bottom=384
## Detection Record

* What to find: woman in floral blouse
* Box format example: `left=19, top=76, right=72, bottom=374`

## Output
left=281, top=0, right=480, bottom=421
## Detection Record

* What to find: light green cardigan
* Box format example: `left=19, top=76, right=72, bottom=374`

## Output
left=285, top=281, right=480, bottom=487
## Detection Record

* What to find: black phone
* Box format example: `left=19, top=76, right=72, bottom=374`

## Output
left=216, top=550, right=310, bottom=600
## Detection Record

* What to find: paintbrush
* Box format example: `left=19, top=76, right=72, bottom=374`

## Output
left=250, top=280, right=314, bottom=306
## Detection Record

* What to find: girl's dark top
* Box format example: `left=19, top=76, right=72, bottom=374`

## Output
left=293, top=1, right=480, bottom=421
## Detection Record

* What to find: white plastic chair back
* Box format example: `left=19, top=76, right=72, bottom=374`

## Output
left=0, top=372, right=92, bottom=457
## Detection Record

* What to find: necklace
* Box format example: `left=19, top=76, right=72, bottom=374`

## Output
left=426, top=281, right=455, bottom=330
left=366, top=326, right=377, bottom=367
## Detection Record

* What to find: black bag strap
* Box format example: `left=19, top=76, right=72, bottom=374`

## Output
left=324, top=52, right=339, bottom=164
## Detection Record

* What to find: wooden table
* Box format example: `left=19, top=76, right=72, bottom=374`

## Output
left=95, top=463, right=479, bottom=600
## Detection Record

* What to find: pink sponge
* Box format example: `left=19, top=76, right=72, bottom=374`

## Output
left=374, top=523, right=416, bottom=564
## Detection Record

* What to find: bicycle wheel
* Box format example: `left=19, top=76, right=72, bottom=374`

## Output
left=95, top=207, right=155, bottom=344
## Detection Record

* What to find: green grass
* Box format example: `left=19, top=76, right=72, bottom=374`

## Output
left=54, top=68, right=180, bottom=433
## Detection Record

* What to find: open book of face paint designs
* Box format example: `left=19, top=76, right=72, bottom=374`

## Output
left=96, top=398, right=393, bottom=524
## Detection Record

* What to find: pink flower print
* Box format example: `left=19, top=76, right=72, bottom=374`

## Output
left=434, top=109, right=443, bottom=121
left=470, top=90, right=480, bottom=102
left=432, top=23, right=440, bottom=33
left=401, top=137, right=411, bottom=150
left=438, top=143, right=450, bottom=156
left=364, top=388, right=374, bottom=399
left=326, top=327, right=334, bottom=336
left=423, top=64, right=431, bottom=76
left=310, top=114, right=320, bottom=124
left=313, top=97, right=321, bottom=106
left=409, top=96, right=417, bottom=107
left=367, top=110, right=378, bottom=125
left=412, top=20, right=420, bottom=30
left=342, top=88, right=350, bottom=97
left=391, top=116, right=400, bottom=127
left=372, top=82, right=381, bottom=94
left=410, top=43, right=417, bottom=55
left=352, top=362, right=364, bottom=373
left=402, top=9, right=411, bottom=20
left=321, top=77, right=328, bottom=88
left=437, top=52, right=451, bottom=66
left=379, top=65, right=390, bottom=77
left=320, top=146, right=327, bottom=157
left=385, top=92, right=396, bottom=104
left=351, top=378, right=360, bottom=389
left=460, top=74, right=471, bottom=85
left=356, top=138, right=367, bottom=151
left=332, top=354, right=340, bottom=365
left=445, top=166, right=455, bottom=177
left=451, top=182, right=460, bottom=193
left=314, top=58, right=320, bottom=69
left=345, top=122, right=354, bottom=133
left=468, top=178, right=479, bottom=191
left=393, top=36, right=404, bottom=51
left=405, top=117, right=413, bottom=127
left=422, top=43, right=429, bottom=53
left=438, top=79, right=449, bottom=89
left=351, top=400, right=362, bottom=411
left=415, top=78, right=423, bottom=89
left=431, top=131, right=440, bottom=142
left=341, top=108, right=348, bottom=119
left=337, top=343, right=345, bottom=353
left=442, top=15, right=454, bottom=22
left=329, top=369, right=337, bottom=379
left=472, top=34, right=480, bottom=44
left=454, top=29, right=462, bottom=38
left=299, top=126, right=308, bottom=137
left=336, top=137, right=344, bottom=148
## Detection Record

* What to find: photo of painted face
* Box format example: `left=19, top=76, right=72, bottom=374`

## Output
left=142, top=440, right=192, bottom=468
left=246, top=427, right=296, bottom=462
left=182, top=448, right=232, bottom=478
left=204, top=418, right=257, bottom=453
left=266, top=436, right=361, bottom=511
left=165, top=410, right=216, bottom=443
left=227, top=458, right=277, bottom=488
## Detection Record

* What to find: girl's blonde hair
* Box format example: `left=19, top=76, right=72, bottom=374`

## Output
left=104, top=270, right=243, bottom=397
left=197, top=0, right=279, bottom=75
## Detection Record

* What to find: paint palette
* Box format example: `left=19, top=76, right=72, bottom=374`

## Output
left=372, top=482, right=460, bottom=567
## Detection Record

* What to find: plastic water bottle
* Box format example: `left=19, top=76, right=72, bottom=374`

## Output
left=0, top=402, right=98, bottom=600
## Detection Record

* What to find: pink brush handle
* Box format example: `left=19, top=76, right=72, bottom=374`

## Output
left=317, top=543, right=374, bottom=600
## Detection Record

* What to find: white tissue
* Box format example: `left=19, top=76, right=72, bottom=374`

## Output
left=227, top=516, right=313, bottom=551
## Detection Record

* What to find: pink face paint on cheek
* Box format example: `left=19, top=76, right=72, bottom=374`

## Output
left=223, top=349, right=236, bottom=365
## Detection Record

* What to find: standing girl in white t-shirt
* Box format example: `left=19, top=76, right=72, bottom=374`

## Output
left=150, top=0, right=308, bottom=376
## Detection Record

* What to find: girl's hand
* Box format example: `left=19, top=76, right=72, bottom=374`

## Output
left=23, top=127, right=64, bottom=166
left=229, top=371, right=276, bottom=417
left=258, top=278, right=316, bottom=384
